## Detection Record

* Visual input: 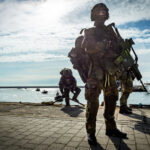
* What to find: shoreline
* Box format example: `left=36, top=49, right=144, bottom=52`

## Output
left=1, top=101, right=150, bottom=108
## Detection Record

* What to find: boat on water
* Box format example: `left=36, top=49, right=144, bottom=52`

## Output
left=42, top=90, right=48, bottom=94
left=35, top=88, right=40, bottom=91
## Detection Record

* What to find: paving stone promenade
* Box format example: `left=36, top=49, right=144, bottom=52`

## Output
left=0, top=102, right=150, bottom=150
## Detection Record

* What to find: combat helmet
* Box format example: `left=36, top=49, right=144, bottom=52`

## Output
left=91, top=3, right=109, bottom=21
left=60, top=68, right=72, bottom=77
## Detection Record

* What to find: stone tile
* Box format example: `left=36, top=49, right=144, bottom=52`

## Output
left=34, top=144, right=49, bottom=150
left=47, top=143, right=65, bottom=150
left=136, top=138, right=149, bottom=144
left=63, top=133, right=74, bottom=137
left=41, top=137, right=56, bottom=145
left=76, top=132, right=86, bottom=138
left=14, top=134, right=26, bottom=140
left=63, top=146, right=76, bottom=150
left=136, top=144, right=150, bottom=150
left=28, top=136, right=46, bottom=144
left=55, top=136, right=71, bottom=144
left=1, top=138, right=17, bottom=146
left=0, top=137, right=11, bottom=142
left=73, top=126, right=84, bottom=130
left=0, top=146, right=6, bottom=150
left=146, top=134, right=150, bottom=144
left=66, top=129, right=79, bottom=134
left=97, top=137, right=108, bottom=145
left=67, top=141, right=79, bottom=147
left=127, top=134, right=135, bottom=140
left=14, top=139, right=29, bottom=146
left=135, top=133, right=146, bottom=138
left=79, top=141, right=90, bottom=148
left=71, top=137, right=83, bottom=142
left=76, top=147, right=89, bottom=150
left=24, top=135, right=37, bottom=140
left=51, top=133, right=62, bottom=138
left=1, top=146, right=20, bottom=150
left=21, top=143, right=36, bottom=149
left=40, top=131, right=53, bottom=137
left=48, top=127, right=59, bottom=132
left=56, top=129, right=68, bottom=134
left=122, top=139, right=135, bottom=145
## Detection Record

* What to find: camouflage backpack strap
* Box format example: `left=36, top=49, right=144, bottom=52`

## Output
left=80, top=28, right=86, bottom=34
left=106, top=22, right=118, bottom=40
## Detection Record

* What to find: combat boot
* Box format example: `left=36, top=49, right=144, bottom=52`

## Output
left=119, top=106, right=132, bottom=114
left=126, top=106, right=132, bottom=111
left=106, top=129, right=127, bottom=138
left=87, top=133, right=97, bottom=146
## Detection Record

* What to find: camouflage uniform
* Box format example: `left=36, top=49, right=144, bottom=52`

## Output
left=119, top=72, right=133, bottom=112
left=59, top=69, right=81, bottom=106
left=82, top=25, right=119, bottom=134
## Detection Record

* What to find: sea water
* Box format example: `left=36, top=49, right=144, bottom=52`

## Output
left=0, top=88, right=150, bottom=105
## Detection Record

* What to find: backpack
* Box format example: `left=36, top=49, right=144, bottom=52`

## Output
left=68, top=35, right=90, bottom=83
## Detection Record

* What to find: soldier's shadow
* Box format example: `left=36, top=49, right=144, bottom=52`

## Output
left=89, top=143, right=105, bottom=150
left=120, top=109, right=150, bottom=134
left=88, top=137, right=131, bottom=150
left=61, top=105, right=84, bottom=117
left=109, top=136, right=131, bottom=150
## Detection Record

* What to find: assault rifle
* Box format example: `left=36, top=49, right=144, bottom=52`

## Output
left=110, top=23, right=147, bottom=92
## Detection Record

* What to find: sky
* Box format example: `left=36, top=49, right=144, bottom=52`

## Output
left=0, top=0, right=150, bottom=86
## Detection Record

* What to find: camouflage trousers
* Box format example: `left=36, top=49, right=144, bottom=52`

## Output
left=85, top=74, right=118, bottom=134
left=120, top=75, right=133, bottom=107
left=64, top=87, right=81, bottom=106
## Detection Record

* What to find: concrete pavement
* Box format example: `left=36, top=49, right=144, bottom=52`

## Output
left=0, top=102, right=150, bottom=150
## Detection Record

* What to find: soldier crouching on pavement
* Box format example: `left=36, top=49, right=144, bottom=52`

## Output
left=59, top=68, right=81, bottom=106
left=81, top=3, right=127, bottom=145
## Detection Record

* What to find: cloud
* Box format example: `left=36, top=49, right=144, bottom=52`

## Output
left=0, top=0, right=150, bottom=62
left=0, top=53, right=67, bottom=62
left=134, top=38, right=150, bottom=44
left=135, top=48, right=150, bottom=55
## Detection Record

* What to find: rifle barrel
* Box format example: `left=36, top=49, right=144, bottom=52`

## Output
left=140, top=80, right=148, bottom=92
left=131, top=47, right=138, bottom=63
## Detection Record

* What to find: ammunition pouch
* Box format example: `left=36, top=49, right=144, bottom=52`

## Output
left=104, top=61, right=118, bottom=76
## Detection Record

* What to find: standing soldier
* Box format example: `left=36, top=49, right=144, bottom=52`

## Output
left=81, top=3, right=127, bottom=145
left=59, top=68, right=81, bottom=106
left=119, top=73, right=133, bottom=114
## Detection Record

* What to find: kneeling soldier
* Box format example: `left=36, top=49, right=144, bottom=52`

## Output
left=59, top=68, right=81, bottom=106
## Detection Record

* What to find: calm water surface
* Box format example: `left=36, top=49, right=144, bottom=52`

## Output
left=0, top=88, right=150, bottom=105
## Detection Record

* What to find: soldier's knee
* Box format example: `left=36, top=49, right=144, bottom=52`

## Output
left=85, top=79, right=100, bottom=100
left=104, top=113, right=115, bottom=121
left=104, top=91, right=118, bottom=101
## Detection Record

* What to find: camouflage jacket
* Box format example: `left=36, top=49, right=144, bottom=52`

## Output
left=59, top=76, right=77, bottom=92
left=81, top=25, right=120, bottom=78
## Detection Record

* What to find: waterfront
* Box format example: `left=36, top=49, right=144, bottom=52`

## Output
left=0, top=88, right=150, bottom=105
